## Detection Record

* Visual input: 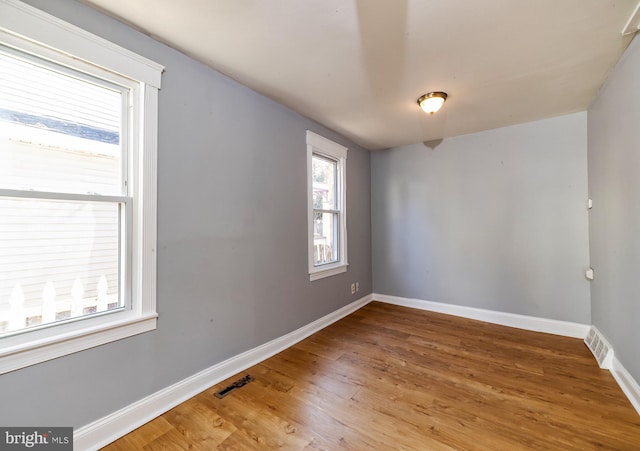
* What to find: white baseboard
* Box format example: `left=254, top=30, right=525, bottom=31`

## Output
left=373, top=293, right=590, bottom=339
left=374, top=293, right=640, bottom=417
left=74, top=291, right=638, bottom=450
left=611, top=355, right=640, bottom=416
left=74, top=294, right=373, bottom=451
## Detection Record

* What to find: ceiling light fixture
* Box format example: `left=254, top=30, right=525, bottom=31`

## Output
left=417, top=92, right=448, bottom=115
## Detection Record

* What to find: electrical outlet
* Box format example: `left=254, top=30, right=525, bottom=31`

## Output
left=351, top=283, right=356, bottom=294
left=356, top=282, right=360, bottom=292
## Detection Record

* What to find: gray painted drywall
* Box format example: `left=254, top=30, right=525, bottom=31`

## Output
left=588, top=36, right=640, bottom=382
left=0, top=0, right=372, bottom=428
left=372, top=113, right=591, bottom=323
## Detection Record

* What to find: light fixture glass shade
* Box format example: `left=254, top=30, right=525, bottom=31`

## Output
left=417, top=92, right=448, bottom=115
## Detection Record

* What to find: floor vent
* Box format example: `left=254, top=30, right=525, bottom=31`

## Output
left=214, top=375, right=254, bottom=399
left=584, top=327, right=613, bottom=369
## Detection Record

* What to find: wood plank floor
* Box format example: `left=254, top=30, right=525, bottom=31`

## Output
left=102, top=302, right=640, bottom=450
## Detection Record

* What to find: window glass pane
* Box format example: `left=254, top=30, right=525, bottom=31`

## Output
left=0, top=197, right=122, bottom=335
left=313, top=211, right=339, bottom=266
left=312, top=155, right=337, bottom=210
left=0, top=49, right=124, bottom=196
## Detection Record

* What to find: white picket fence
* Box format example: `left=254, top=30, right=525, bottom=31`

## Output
left=0, top=275, right=118, bottom=334
left=314, top=235, right=335, bottom=265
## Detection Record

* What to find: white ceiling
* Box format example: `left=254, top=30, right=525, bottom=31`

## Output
left=80, top=0, right=638, bottom=150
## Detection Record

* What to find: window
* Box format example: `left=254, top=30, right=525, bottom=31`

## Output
left=306, top=131, right=348, bottom=280
left=0, top=0, right=163, bottom=374
left=0, top=48, right=130, bottom=333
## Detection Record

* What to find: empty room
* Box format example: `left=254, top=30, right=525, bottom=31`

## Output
left=1, top=0, right=640, bottom=449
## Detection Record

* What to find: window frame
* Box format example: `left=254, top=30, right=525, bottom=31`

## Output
left=306, top=131, right=348, bottom=281
left=0, top=0, right=163, bottom=374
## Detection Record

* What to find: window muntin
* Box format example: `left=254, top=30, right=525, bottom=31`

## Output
left=306, top=131, right=348, bottom=281
left=0, top=45, right=132, bottom=336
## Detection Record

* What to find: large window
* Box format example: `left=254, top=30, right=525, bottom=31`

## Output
left=0, top=0, right=162, bottom=374
left=0, top=47, right=130, bottom=334
left=306, top=131, right=348, bottom=281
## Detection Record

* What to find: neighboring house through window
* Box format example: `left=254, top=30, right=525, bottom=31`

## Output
left=306, top=131, right=348, bottom=281
left=0, top=0, right=163, bottom=374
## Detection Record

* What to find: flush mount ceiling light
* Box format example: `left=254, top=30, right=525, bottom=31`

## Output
left=417, top=92, right=448, bottom=115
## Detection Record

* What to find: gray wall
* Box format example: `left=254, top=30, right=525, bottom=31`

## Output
left=372, top=113, right=591, bottom=323
left=0, top=0, right=372, bottom=428
left=588, top=36, right=640, bottom=382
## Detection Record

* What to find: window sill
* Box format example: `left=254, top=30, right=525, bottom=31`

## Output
left=309, top=263, right=348, bottom=281
left=0, top=313, right=157, bottom=374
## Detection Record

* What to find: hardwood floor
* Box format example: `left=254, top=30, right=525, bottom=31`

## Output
left=103, top=302, right=640, bottom=450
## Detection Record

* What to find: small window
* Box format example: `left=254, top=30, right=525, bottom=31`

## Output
left=0, top=0, right=163, bottom=374
left=306, top=131, right=348, bottom=281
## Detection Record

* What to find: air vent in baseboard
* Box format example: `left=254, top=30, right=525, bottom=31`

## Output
left=584, top=326, right=614, bottom=369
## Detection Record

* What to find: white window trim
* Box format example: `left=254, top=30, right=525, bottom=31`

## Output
left=0, top=0, right=163, bottom=375
left=306, top=131, right=348, bottom=281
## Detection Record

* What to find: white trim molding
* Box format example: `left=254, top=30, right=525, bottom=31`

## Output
left=74, top=293, right=373, bottom=451
left=611, top=356, right=640, bottom=416
left=0, top=0, right=163, bottom=87
left=373, top=293, right=590, bottom=339
left=588, top=325, right=640, bottom=417
left=73, top=292, right=640, bottom=450
left=622, top=1, right=640, bottom=35
left=374, top=293, right=640, bottom=416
